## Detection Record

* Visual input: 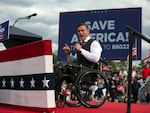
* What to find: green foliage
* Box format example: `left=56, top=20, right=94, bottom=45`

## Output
left=53, top=53, right=58, bottom=64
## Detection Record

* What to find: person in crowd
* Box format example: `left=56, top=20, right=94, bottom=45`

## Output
left=63, top=23, right=102, bottom=69
left=132, top=67, right=137, bottom=78
left=136, top=71, right=144, bottom=86
left=116, top=81, right=126, bottom=102
left=142, top=63, right=150, bottom=80
left=138, top=91, right=150, bottom=104
left=112, top=67, right=119, bottom=79
left=131, top=78, right=141, bottom=103
left=119, top=66, right=128, bottom=80
left=109, top=80, right=117, bottom=102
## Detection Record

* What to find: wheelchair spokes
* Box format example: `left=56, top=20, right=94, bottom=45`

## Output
left=75, top=70, right=108, bottom=108
left=54, top=62, right=108, bottom=108
left=55, top=75, right=80, bottom=107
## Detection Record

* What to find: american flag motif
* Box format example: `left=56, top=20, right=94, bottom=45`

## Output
left=0, top=73, right=54, bottom=90
left=0, top=20, right=9, bottom=41
left=126, top=47, right=137, bottom=61
left=0, top=40, right=55, bottom=112
left=143, top=50, right=150, bottom=64
left=132, top=47, right=137, bottom=57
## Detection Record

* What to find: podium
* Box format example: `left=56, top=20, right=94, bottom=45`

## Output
left=0, top=40, right=55, bottom=112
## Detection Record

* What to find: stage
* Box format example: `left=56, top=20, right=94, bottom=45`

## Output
left=0, top=102, right=149, bottom=113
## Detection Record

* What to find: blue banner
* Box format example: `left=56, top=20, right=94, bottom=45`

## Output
left=0, top=20, right=9, bottom=41
left=58, top=7, right=141, bottom=60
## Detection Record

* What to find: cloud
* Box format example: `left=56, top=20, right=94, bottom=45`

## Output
left=0, top=0, right=36, bottom=7
left=0, top=0, right=149, bottom=59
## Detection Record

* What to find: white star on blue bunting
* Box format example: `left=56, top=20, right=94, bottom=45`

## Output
left=30, top=77, right=35, bottom=88
left=42, top=76, right=50, bottom=88
left=20, top=78, right=24, bottom=88
left=2, top=78, right=6, bottom=87
left=10, top=78, right=15, bottom=88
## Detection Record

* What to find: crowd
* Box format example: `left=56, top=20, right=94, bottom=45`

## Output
left=59, top=62, right=150, bottom=104
left=98, top=63, right=150, bottom=104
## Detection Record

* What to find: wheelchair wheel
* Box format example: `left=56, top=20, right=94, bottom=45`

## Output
left=55, top=74, right=80, bottom=107
left=75, top=70, right=108, bottom=108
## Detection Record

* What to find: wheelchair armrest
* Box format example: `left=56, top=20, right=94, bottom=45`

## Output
left=98, top=59, right=108, bottom=66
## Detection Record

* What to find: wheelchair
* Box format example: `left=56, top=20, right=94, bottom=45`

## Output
left=54, top=60, right=108, bottom=108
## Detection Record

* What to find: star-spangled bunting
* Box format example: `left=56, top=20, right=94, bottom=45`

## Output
left=30, top=77, right=35, bottom=88
left=20, top=78, right=24, bottom=88
left=143, top=50, right=150, bottom=64
left=2, top=78, right=6, bottom=87
left=126, top=47, right=137, bottom=62
left=0, top=73, right=55, bottom=90
left=42, top=76, right=50, bottom=88
left=10, top=78, right=15, bottom=88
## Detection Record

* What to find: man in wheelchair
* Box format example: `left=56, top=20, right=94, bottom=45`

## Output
left=55, top=23, right=102, bottom=82
left=56, top=23, right=102, bottom=82
left=54, top=23, right=104, bottom=104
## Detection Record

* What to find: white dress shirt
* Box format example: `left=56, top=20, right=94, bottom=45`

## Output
left=67, top=36, right=102, bottom=63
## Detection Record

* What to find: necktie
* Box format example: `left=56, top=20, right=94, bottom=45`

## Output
left=82, top=41, right=85, bottom=46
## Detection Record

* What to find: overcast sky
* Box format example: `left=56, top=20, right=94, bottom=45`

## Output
left=0, top=0, right=150, bottom=59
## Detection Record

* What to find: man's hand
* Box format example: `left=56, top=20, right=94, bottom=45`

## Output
left=74, top=43, right=81, bottom=51
left=63, top=44, right=71, bottom=55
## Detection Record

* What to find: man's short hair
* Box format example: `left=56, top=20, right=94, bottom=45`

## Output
left=77, top=23, right=89, bottom=30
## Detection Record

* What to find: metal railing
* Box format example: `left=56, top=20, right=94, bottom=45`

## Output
left=126, top=25, right=150, bottom=113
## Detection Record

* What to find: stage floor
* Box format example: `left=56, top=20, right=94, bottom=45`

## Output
left=0, top=102, right=150, bottom=113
